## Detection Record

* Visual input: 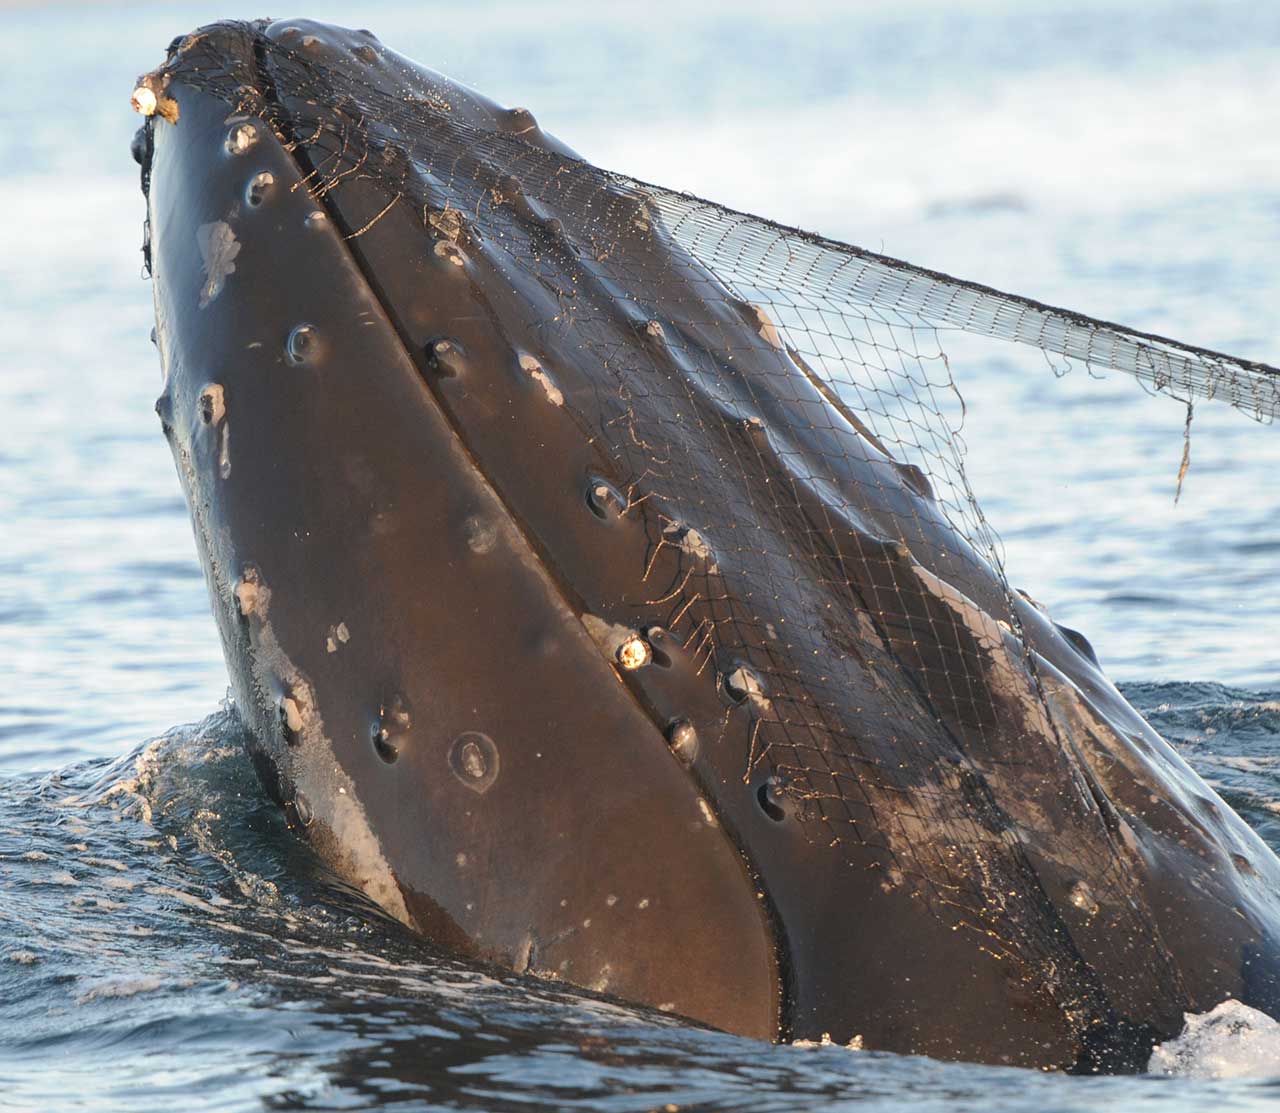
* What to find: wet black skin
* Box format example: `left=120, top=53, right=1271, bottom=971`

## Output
left=137, top=19, right=1280, bottom=1070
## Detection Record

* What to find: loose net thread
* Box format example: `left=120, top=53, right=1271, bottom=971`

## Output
left=157, top=24, right=1278, bottom=1021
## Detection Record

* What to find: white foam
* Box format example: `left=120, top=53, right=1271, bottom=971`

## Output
left=792, top=1032, right=865, bottom=1051
left=1149, top=999, right=1280, bottom=1079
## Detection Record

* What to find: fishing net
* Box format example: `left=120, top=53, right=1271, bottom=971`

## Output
left=144, top=22, right=1280, bottom=1023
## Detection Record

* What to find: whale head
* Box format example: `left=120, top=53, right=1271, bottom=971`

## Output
left=135, top=18, right=1280, bottom=1070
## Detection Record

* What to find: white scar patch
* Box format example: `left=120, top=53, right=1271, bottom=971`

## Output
left=241, top=582, right=411, bottom=926
left=580, top=613, right=635, bottom=659
left=196, top=221, right=240, bottom=308
left=518, top=353, right=564, bottom=406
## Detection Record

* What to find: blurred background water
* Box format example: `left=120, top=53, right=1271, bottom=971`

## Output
left=0, top=0, right=1278, bottom=1109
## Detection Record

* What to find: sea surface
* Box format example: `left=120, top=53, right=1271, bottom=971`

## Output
left=1, top=0, right=1279, bottom=1108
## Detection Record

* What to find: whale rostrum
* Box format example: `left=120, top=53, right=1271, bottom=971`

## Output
left=134, top=19, right=1280, bottom=1071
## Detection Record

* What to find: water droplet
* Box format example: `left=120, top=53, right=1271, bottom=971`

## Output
left=225, top=122, right=258, bottom=155
left=616, top=634, right=652, bottom=671
left=245, top=171, right=274, bottom=207
left=585, top=478, right=625, bottom=520
left=303, top=210, right=327, bottom=231
left=666, top=719, right=698, bottom=765
left=371, top=696, right=411, bottom=764
left=286, top=324, right=319, bottom=365
left=449, top=731, right=499, bottom=794
left=293, top=791, right=313, bottom=827
left=1068, top=880, right=1099, bottom=917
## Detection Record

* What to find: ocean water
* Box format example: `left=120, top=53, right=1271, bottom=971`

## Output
left=1, top=0, right=1278, bottom=1108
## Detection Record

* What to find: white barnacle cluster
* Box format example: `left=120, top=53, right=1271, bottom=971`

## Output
left=725, top=666, right=772, bottom=714
left=663, top=520, right=718, bottom=573
left=581, top=613, right=650, bottom=671
left=234, top=571, right=265, bottom=617
left=279, top=696, right=305, bottom=735
left=463, top=515, right=498, bottom=555
left=130, top=71, right=178, bottom=123
left=325, top=621, right=350, bottom=653
left=224, top=118, right=258, bottom=155
left=427, top=204, right=464, bottom=243
left=616, top=634, right=652, bottom=671
left=131, top=85, right=157, bottom=117
left=518, top=352, right=564, bottom=407
left=198, top=383, right=226, bottom=425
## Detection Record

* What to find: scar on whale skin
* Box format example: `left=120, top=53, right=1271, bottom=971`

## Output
left=240, top=571, right=412, bottom=926
left=196, top=221, right=240, bottom=307
left=518, top=352, right=564, bottom=406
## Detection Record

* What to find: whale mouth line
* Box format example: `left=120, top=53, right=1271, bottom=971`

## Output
left=137, top=18, right=1280, bottom=1072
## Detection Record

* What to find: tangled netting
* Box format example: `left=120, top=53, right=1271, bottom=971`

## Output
left=152, top=23, right=1279, bottom=1008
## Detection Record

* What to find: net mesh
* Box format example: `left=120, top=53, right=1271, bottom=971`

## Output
left=149, top=22, right=1279, bottom=1017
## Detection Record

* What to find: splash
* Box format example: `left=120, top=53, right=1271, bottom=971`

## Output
left=1149, top=1000, right=1280, bottom=1079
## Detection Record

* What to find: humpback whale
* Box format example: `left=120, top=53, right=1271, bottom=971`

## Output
left=132, top=19, right=1280, bottom=1071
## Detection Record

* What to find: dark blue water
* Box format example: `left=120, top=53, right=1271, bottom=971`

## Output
left=1, top=0, right=1278, bottom=1108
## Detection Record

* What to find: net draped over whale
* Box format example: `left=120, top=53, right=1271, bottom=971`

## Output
left=149, top=24, right=1280, bottom=1010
